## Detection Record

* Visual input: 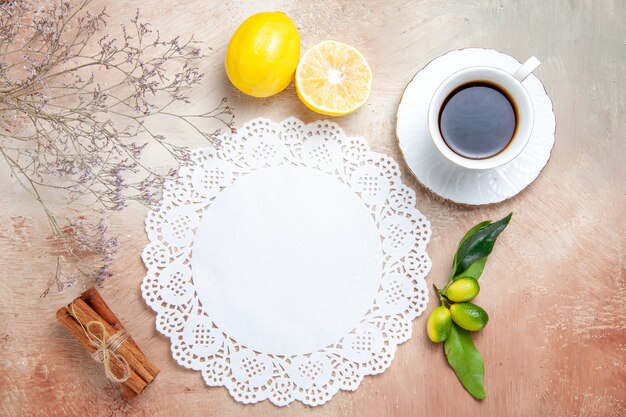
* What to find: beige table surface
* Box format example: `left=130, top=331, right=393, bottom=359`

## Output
left=1, top=1, right=625, bottom=416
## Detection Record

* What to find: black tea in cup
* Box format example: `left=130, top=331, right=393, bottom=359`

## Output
left=438, top=82, right=517, bottom=160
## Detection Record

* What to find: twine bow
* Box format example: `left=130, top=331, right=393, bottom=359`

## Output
left=70, top=303, right=131, bottom=383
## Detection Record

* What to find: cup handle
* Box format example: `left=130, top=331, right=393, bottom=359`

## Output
left=512, top=56, right=541, bottom=82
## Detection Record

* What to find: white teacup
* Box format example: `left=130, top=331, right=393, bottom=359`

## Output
left=428, top=57, right=541, bottom=170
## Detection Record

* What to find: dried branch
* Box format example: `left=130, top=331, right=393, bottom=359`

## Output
left=0, top=0, right=235, bottom=293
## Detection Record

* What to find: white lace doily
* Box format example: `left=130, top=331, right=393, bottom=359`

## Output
left=397, top=48, right=556, bottom=205
left=141, top=118, right=431, bottom=406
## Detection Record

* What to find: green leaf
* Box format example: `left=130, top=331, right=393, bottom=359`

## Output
left=444, top=323, right=485, bottom=400
left=451, top=221, right=491, bottom=278
left=454, top=257, right=487, bottom=280
left=459, top=221, right=491, bottom=248
left=453, top=213, right=512, bottom=276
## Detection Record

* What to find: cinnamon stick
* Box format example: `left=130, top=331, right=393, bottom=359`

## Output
left=56, top=307, right=145, bottom=397
left=56, top=288, right=159, bottom=399
left=81, top=287, right=119, bottom=326
left=81, top=288, right=160, bottom=379
left=70, top=298, right=155, bottom=384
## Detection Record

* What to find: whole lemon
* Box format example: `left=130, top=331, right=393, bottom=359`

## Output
left=225, top=12, right=300, bottom=98
left=427, top=306, right=452, bottom=343
left=447, top=277, right=480, bottom=302
left=450, top=303, right=489, bottom=332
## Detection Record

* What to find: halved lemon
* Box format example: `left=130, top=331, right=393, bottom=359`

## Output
left=295, top=40, right=372, bottom=116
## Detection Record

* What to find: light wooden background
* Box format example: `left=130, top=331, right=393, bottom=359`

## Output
left=1, top=0, right=624, bottom=416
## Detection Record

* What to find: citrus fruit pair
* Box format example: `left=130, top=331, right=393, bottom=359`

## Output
left=427, top=302, right=489, bottom=342
left=427, top=277, right=489, bottom=343
left=225, top=12, right=372, bottom=116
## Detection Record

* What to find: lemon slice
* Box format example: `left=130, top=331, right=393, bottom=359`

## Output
left=295, top=40, right=372, bottom=116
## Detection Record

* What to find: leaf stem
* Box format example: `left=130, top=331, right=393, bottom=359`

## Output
left=433, top=284, right=449, bottom=307
left=441, top=279, right=454, bottom=294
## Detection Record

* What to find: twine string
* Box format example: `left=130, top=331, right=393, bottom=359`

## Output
left=69, top=303, right=131, bottom=383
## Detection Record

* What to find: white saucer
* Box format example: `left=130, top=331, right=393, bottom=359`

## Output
left=396, top=48, right=556, bottom=205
